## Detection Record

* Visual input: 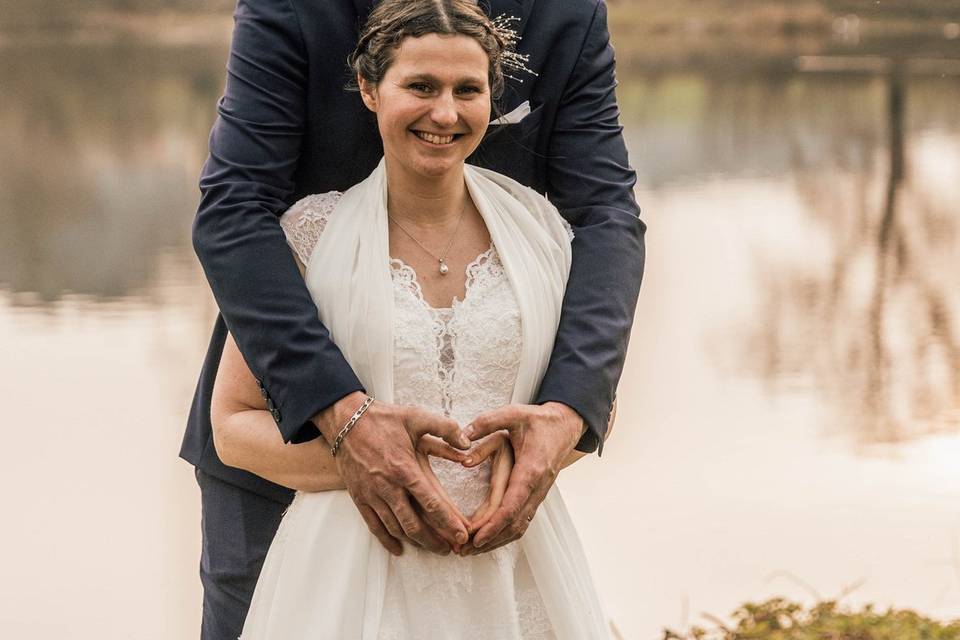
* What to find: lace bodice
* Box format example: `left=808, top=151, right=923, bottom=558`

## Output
left=280, top=192, right=522, bottom=517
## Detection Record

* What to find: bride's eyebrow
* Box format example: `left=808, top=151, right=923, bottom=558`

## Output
left=402, top=72, right=485, bottom=85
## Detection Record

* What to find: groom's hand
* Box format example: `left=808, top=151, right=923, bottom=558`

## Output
left=313, top=392, right=472, bottom=556
left=459, top=402, right=583, bottom=554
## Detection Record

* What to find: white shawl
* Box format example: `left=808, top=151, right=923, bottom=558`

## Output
left=242, top=159, right=610, bottom=639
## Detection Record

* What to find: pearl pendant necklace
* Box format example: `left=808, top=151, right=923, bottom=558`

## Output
left=389, top=200, right=467, bottom=276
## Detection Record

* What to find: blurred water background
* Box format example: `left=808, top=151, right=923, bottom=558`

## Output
left=1, top=1, right=959, bottom=637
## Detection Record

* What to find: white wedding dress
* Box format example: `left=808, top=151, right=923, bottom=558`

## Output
left=241, top=166, right=610, bottom=640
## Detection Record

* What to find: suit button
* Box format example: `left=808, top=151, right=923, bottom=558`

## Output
left=266, top=398, right=276, bottom=411
left=271, top=408, right=282, bottom=423
left=260, top=388, right=270, bottom=402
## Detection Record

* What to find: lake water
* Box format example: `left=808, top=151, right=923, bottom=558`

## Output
left=1, top=37, right=959, bottom=639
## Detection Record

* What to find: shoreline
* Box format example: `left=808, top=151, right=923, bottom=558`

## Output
left=2, top=5, right=958, bottom=49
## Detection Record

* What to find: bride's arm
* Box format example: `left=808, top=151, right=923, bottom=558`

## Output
left=211, top=330, right=346, bottom=492
left=209, top=228, right=347, bottom=492
left=560, top=399, right=616, bottom=470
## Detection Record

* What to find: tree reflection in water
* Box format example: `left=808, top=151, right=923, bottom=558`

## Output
left=746, top=62, right=960, bottom=445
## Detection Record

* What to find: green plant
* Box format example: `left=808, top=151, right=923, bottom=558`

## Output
left=663, top=597, right=960, bottom=640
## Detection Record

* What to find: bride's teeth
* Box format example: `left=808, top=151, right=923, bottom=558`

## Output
left=416, top=131, right=454, bottom=145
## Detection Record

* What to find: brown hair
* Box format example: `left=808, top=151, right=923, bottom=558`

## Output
left=347, top=0, right=507, bottom=100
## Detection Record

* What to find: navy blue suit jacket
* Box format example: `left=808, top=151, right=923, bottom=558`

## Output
left=182, top=0, right=646, bottom=503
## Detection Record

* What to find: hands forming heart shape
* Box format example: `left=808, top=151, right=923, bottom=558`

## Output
left=415, top=430, right=514, bottom=541
left=329, top=398, right=586, bottom=558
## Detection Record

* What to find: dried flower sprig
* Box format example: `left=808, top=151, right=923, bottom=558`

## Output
left=491, top=14, right=538, bottom=83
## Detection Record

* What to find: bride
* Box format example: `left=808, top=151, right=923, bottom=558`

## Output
left=211, top=0, right=614, bottom=637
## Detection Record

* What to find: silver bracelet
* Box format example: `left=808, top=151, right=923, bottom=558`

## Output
left=330, top=396, right=374, bottom=457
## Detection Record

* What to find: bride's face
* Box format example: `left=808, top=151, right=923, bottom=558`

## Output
left=359, top=33, right=491, bottom=180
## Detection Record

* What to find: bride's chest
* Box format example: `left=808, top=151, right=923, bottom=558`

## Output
left=390, top=248, right=522, bottom=409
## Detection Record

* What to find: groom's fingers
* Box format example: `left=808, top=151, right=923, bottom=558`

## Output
left=466, top=448, right=511, bottom=535
left=357, top=503, right=403, bottom=556
left=462, top=431, right=509, bottom=467
left=385, top=488, right=449, bottom=555
left=467, top=498, right=494, bottom=535
left=466, top=471, right=528, bottom=550
left=464, top=405, right=524, bottom=442
left=404, top=406, right=471, bottom=449
left=474, top=496, right=541, bottom=554
left=472, top=459, right=544, bottom=549
left=475, top=462, right=549, bottom=553
left=417, top=435, right=468, bottom=464
left=405, top=472, right=469, bottom=549
left=417, top=453, right=470, bottom=532
left=367, top=495, right=407, bottom=551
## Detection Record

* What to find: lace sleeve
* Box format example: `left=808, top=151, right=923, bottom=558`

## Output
left=278, top=191, right=343, bottom=266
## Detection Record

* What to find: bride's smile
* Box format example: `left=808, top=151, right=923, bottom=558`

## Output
left=411, top=130, right=459, bottom=146
left=359, top=32, right=491, bottom=182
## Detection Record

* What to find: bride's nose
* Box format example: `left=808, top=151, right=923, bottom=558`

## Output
left=429, top=91, right=458, bottom=128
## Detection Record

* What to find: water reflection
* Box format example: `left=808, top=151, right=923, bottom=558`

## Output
left=743, top=68, right=960, bottom=445
left=0, top=43, right=222, bottom=303
left=618, top=64, right=960, bottom=446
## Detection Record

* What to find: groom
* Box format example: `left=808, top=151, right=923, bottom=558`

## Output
left=182, top=0, right=645, bottom=637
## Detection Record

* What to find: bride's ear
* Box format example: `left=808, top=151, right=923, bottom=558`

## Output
left=358, top=75, right=378, bottom=112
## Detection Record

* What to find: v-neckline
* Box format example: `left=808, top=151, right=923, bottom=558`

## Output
left=389, top=244, right=496, bottom=312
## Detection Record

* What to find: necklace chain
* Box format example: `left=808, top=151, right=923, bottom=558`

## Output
left=388, top=200, right=468, bottom=275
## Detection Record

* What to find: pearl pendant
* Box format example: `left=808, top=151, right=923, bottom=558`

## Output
left=438, top=259, right=449, bottom=275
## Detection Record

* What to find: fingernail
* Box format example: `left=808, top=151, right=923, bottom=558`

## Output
left=475, top=537, right=486, bottom=548
left=456, top=531, right=468, bottom=544
left=464, top=457, right=473, bottom=465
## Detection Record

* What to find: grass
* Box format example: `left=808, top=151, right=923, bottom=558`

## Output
left=662, top=597, right=960, bottom=640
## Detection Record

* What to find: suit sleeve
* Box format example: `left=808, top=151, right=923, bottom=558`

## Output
left=535, top=0, right=646, bottom=455
left=193, top=0, right=363, bottom=443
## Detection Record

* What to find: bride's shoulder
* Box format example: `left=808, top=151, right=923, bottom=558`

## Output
left=279, top=191, right=343, bottom=266
left=281, top=191, right=343, bottom=228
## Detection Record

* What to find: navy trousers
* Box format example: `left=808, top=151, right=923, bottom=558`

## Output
left=196, top=469, right=290, bottom=640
